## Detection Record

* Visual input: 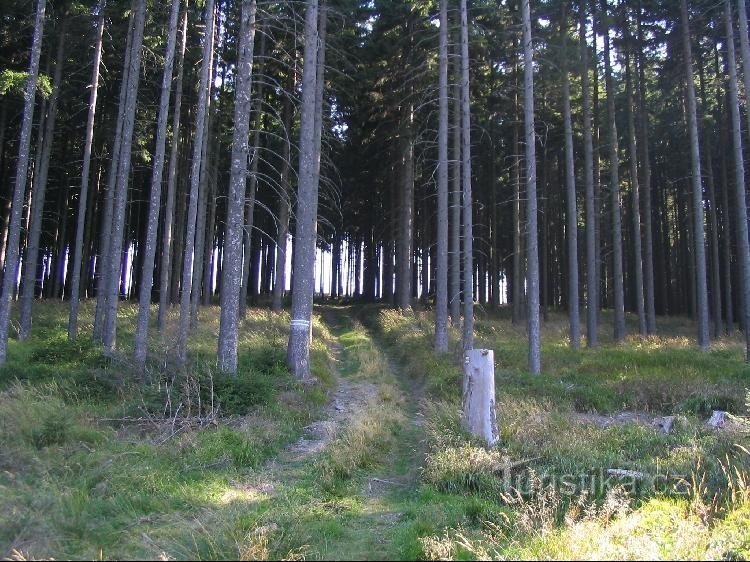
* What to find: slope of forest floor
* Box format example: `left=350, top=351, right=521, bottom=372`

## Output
left=0, top=302, right=749, bottom=560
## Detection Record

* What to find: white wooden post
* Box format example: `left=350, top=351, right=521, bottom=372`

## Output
left=462, top=349, right=499, bottom=447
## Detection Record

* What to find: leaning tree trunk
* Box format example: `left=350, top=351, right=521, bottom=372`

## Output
left=217, top=0, right=257, bottom=373
left=68, top=1, right=105, bottom=340
left=0, top=0, right=45, bottom=365
left=580, top=0, right=597, bottom=347
left=560, top=6, right=580, bottom=350
left=286, top=0, right=321, bottom=380
left=601, top=0, right=625, bottom=343
left=102, top=0, right=146, bottom=354
left=19, top=21, right=66, bottom=340
left=133, top=0, right=181, bottom=368
left=460, top=0, right=474, bottom=354
left=434, top=0, right=449, bottom=352
left=681, top=0, right=710, bottom=351
left=725, top=0, right=750, bottom=360
left=522, top=0, right=540, bottom=373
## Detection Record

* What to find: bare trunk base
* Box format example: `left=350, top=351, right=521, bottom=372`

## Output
left=462, top=349, right=499, bottom=447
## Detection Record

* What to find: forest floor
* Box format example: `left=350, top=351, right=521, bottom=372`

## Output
left=1, top=301, right=749, bottom=560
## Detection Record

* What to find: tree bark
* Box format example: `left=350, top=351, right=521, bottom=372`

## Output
left=157, top=2, right=189, bottom=332
left=101, top=0, right=146, bottom=353
left=271, top=81, right=294, bottom=313
left=449, top=69, right=462, bottom=325
left=462, top=349, right=498, bottom=447
left=134, top=0, right=182, bottom=368
left=69, top=2, right=105, bottom=340
left=625, top=42, right=646, bottom=336
left=522, top=0, right=540, bottom=373
left=176, top=0, right=216, bottom=365
left=636, top=0, right=656, bottom=334
left=286, top=0, right=321, bottom=380
left=93, top=10, right=134, bottom=342
left=19, top=20, right=66, bottom=340
left=725, top=0, right=750, bottom=360
left=434, top=0, right=449, bottom=352
left=580, top=0, right=597, bottom=347
left=217, top=0, right=257, bottom=374
left=0, top=0, right=45, bottom=365
left=561, top=7, right=580, bottom=349
left=601, top=0, right=625, bottom=343
left=460, top=0, right=474, bottom=354
left=240, top=19, right=268, bottom=318
left=681, top=0, right=710, bottom=350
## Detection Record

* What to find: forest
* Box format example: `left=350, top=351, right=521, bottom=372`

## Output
left=0, top=0, right=749, bottom=559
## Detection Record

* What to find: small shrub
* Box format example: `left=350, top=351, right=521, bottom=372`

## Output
left=210, top=372, right=276, bottom=415
left=193, top=427, right=260, bottom=468
left=31, top=412, right=70, bottom=449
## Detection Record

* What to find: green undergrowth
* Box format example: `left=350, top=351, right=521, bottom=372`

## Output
left=0, top=301, right=334, bottom=559
left=367, top=304, right=750, bottom=560
left=3, top=302, right=750, bottom=560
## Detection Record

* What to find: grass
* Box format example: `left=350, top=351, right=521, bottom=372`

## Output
left=367, top=304, right=750, bottom=560
left=0, top=301, right=334, bottom=559
left=1, top=301, right=749, bottom=560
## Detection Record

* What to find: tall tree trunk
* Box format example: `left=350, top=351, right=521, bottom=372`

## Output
left=601, top=0, right=625, bottom=343
left=681, top=0, right=710, bottom=350
left=191, top=92, right=214, bottom=327
left=512, top=112, right=523, bottom=323
left=19, top=21, right=66, bottom=340
left=271, top=82, right=294, bottom=313
left=134, top=0, right=182, bottom=368
left=157, top=2, right=188, bottom=331
left=698, top=45, right=723, bottom=338
left=738, top=0, right=750, bottom=152
left=636, top=0, right=656, bottom=334
left=397, top=120, right=414, bottom=310
left=102, top=0, right=146, bottom=353
left=0, top=0, right=45, bottom=365
left=201, top=146, right=218, bottom=306
left=69, top=1, right=105, bottom=340
left=449, top=72, right=461, bottom=324
left=625, top=43, right=646, bottom=336
left=460, top=0, right=474, bottom=353
left=239, top=19, right=268, bottom=318
left=725, top=0, right=750, bottom=360
left=93, top=11, right=134, bottom=342
left=522, top=0, right=540, bottom=373
left=176, top=0, right=216, bottom=365
left=717, top=44, right=734, bottom=334
left=580, top=0, right=597, bottom=347
left=286, top=0, right=321, bottom=380
left=561, top=7, right=580, bottom=349
left=434, top=0, right=449, bottom=352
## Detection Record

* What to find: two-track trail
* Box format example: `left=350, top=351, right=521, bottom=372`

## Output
left=226, top=305, right=427, bottom=560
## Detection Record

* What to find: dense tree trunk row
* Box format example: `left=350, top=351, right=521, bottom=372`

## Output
left=2, top=0, right=750, bottom=376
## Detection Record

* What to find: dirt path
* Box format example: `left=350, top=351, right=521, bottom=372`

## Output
left=223, top=305, right=427, bottom=560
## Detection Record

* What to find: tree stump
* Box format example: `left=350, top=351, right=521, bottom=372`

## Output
left=462, top=349, right=499, bottom=447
